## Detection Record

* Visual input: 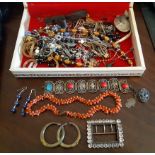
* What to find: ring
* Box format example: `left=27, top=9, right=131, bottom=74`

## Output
left=57, top=122, right=81, bottom=148
left=40, top=122, right=65, bottom=148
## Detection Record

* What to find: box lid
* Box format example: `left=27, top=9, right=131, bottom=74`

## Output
left=24, top=2, right=133, bottom=19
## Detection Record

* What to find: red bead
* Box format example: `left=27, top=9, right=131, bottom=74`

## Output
left=121, top=83, right=129, bottom=89
left=101, top=82, right=107, bottom=88
left=67, top=83, right=74, bottom=89
left=76, top=59, right=82, bottom=63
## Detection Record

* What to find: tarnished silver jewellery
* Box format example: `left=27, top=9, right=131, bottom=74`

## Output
left=44, top=78, right=130, bottom=94
left=125, top=98, right=136, bottom=108
left=125, top=87, right=150, bottom=108
left=87, top=119, right=124, bottom=149
left=44, top=79, right=150, bottom=108
left=40, top=122, right=81, bottom=148
left=138, top=88, right=150, bottom=103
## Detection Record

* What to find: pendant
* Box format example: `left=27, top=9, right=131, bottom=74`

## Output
left=138, top=88, right=150, bottom=103
left=125, top=98, right=136, bottom=108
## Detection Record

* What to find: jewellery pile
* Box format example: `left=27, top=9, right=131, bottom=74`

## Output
left=21, top=10, right=134, bottom=68
left=40, top=122, right=81, bottom=148
left=26, top=91, right=122, bottom=119
left=44, top=78, right=130, bottom=94
left=87, top=119, right=124, bottom=148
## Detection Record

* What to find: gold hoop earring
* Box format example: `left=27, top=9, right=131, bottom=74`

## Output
left=40, top=122, right=65, bottom=148
left=57, top=122, right=81, bottom=148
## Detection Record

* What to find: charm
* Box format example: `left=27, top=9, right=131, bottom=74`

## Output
left=55, top=80, right=64, bottom=94
left=125, top=98, right=136, bottom=108
left=138, top=88, right=150, bottom=103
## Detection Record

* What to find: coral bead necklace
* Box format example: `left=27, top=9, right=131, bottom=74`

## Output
left=26, top=91, right=122, bottom=119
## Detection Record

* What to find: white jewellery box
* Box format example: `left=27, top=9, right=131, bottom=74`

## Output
left=10, top=2, right=146, bottom=78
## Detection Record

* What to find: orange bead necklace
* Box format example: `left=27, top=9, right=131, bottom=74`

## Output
left=26, top=91, right=122, bottom=119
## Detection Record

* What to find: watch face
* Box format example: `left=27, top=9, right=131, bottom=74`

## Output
left=114, top=15, right=130, bottom=32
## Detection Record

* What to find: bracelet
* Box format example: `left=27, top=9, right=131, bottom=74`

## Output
left=44, top=78, right=130, bottom=94
left=26, top=91, right=122, bottom=119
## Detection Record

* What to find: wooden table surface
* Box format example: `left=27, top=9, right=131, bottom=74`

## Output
left=0, top=3, right=155, bottom=153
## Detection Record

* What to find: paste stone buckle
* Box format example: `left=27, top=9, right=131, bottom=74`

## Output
left=87, top=119, right=124, bottom=148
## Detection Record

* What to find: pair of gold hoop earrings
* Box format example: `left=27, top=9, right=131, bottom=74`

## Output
left=40, top=122, right=81, bottom=148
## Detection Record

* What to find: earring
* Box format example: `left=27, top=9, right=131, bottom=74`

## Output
left=11, top=86, right=27, bottom=113
left=21, top=89, right=36, bottom=117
